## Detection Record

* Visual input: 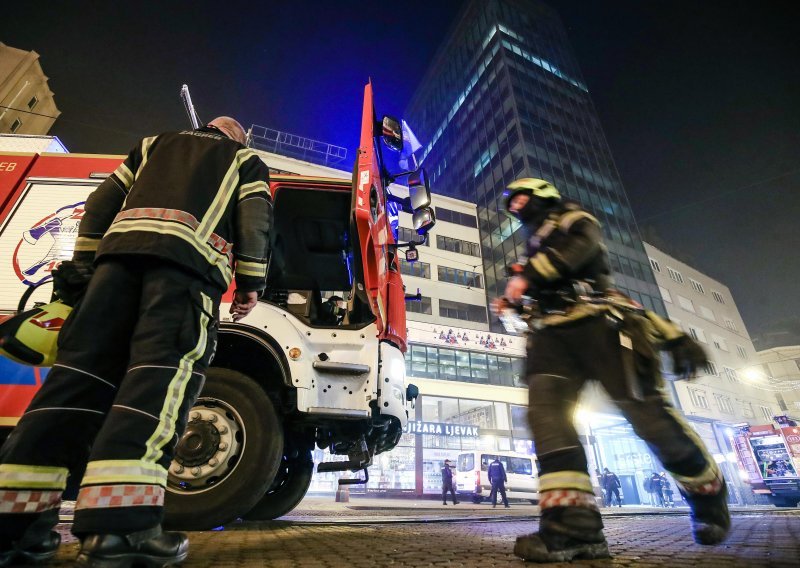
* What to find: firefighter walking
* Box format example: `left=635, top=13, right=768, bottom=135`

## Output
left=492, top=178, right=730, bottom=563
left=0, top=117, right=272, bottom=568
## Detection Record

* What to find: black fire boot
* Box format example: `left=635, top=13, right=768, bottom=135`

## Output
left=683, top=482, right=731, bottom=545
left=76, top=526, right=188, bottom=568
left=0, top=509, right=61, bottom=566
left=514, top=506, right=610, bottom=562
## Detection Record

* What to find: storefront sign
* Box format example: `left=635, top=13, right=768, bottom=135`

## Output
left=404, top=420, right=479, bottom=437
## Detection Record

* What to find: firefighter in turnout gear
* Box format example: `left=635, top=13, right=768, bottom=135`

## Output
left=492, top=178, right=730, bottom=563
left=0, top=117, right=272, bottom=568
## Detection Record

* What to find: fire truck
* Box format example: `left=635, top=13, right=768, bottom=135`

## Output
left=0, top=82, right=433, bottom=529
left=732, top=417, right=800, bottom=507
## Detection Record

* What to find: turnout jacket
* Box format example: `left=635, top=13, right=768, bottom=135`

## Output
left=74, top=127, right=272, bottom=292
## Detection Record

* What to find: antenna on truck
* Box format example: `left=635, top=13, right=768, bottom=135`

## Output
left=180, top=84, right=202, bottom=129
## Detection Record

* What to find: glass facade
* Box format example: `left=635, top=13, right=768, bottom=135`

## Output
left=406, top=0, right=664, bottom=330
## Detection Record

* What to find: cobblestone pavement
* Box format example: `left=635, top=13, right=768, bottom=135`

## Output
left=47, top=498, right=799, bottom=567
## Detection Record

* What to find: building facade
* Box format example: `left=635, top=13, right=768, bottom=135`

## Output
left=404, top=0, right=663, bottom=328
left=756, top=346, right=800, bottom=417
left=0, top=43, right=60, bottom=136
left=645, top=242, right=785, bottom=504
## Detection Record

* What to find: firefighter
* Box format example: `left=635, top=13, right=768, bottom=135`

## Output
left=0, top=117, right=271, bottom=568
left=492, top=178, right=730, bottom=563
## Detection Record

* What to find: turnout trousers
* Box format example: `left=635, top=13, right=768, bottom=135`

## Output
left=526, top=314, right=722, bottom=510
left=0, top=256, right=221, bottom=538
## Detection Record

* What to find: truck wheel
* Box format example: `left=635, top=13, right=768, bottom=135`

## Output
left=243, top=434, right=314, bottom=520
left=164, top=368, right=283, bottom=530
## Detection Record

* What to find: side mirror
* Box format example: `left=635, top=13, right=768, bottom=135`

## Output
left=407, top=168, right=431, bottom=210
left=412, top=207, right=436, bottom=234
left=380, top=116, right=403, bottom=152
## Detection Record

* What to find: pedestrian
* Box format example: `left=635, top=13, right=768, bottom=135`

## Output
left=660, top=472, right=675, bottom=508
left=0, top=117, right=272, bottom=568
left=492, top=178, right=730, bottom=562
left=649, top=472, right=665, bottom=507
left=441, top=459, right=458, bottom=505
left=488, top=457, right=510, bottom=508
left=602, top=468, right=622, bottom=507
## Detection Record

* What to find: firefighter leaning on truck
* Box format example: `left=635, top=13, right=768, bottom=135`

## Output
left=0, top=117, right=272, bottom=568
left=491, top=178, right=730, bottom=563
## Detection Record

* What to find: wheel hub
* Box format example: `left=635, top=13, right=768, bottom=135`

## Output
left=175, top=418, right=220, bottom=467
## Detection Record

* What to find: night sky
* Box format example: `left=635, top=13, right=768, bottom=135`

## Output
left=2, top=1, right=798, bottom=345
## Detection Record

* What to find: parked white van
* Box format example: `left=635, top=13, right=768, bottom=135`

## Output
left=456, top=451, right=540, bottom=504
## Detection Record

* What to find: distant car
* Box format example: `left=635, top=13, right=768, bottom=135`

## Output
left=455, top=450, right=540, bottom=504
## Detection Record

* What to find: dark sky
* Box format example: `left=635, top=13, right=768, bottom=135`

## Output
left=2, top=1, right=798, bottom=343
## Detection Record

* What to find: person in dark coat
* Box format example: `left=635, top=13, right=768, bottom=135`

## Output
left=488, top=457, right=510, bottom=508
left=602, top=468, right=622, bottom=507
left=441, top=459, right=458, bottom=505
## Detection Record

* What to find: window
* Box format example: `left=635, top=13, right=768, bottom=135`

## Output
left=649, top=258, right=661, bottom=273
left=688, top=325, right=707, bottom=343
left=10, top=119, right=22, bottom=134
left=689, top=388, right=709, bottom=409
left=398, top=227, right=429, bottom=246
left=436, top=235, right=480, bottom=257
left=435, top=207, right=478, bottom=228
left=736, top=345, right=748, bottom=360
left=404, top=343, right=524, bottom=387
left=658, top=286, right=672, bottom=303
left=715, top=394, right=734, bottom=414
left=712, top=335, right=728, bottom=351
left=437, top=266, right=483, bottom=288
left=667, top=267, right=684, bottom=284
left=399, top=259, right=430, bottom=279
left=704, top=361, right=718, bottom=376
left=27, top=96, right=38, bottom=110
left=699, top=306, right=716, bottom=321
left=406, top=295, right=432, bottom=315
left=439, top=299, right=488, bottom=323
left=723, top=367, right=739, bottom=383
left=739, top=400, right=755, bottom=418
left=760, top=406, right=773, bottom=422
left=711, top=291, right=725, bottom=304
left=724, top=318, right=737, bottom=332
left=689, top=279, right=706, bottom=294
left=678, top=295, right=695, bottom=312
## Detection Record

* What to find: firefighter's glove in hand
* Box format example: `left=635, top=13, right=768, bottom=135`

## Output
left=52, top=260, right=94, bottom=306
left=664, top=335, right=708, bottom=379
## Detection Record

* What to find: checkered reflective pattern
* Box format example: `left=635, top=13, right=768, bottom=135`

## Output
left=0, top=489, right=61, bottom=513
left=677, top=476, right=723, bottom=496
left=539, top=489, right=599, bottom=511
left=76, top=484, right=164, bottom=510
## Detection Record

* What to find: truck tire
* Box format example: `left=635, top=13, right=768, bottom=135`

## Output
left=164, top=368, right=283, bottom=530
left=243, top=440, right=314, bottom=521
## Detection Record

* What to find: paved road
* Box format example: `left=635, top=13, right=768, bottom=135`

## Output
left=47, top=497, right=799, bottom=566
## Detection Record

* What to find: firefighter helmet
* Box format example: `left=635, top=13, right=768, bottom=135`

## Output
left=503, top=178, right=561, bottom=211
left=0, top=300, right=71, bottom=367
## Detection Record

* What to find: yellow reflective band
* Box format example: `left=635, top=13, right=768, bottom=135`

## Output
left=238, top=181, right=271, bottom=200
left=645, top=311, right=683, bottom=342
left=236, top=260, right=267, bottom=277
left=135, top=136, right=158, bottom=181
left=663, top=406, right=719, bottom=475
left=559, top=210, right=599, bottom=231
left=531, top=252, right=560, bottom=280
left=105, top=220, right=232, bottom=284
left=113, top=162, right=134, bottom=189
left=539, top=471, right=593, bottom=493
left=83, top=459, right=168, bottom=487
left=197, top=158, right=239, bottom=244
left=74, top=236, right=101, bottom=252
left=0, top=464, right=68, bottom=490
left=143, top=293, right=211, bottom=464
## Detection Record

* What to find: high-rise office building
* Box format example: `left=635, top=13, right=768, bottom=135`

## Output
left=406, top=0, right=663, bottom=324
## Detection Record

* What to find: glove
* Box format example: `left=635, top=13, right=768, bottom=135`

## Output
left=52, top=260, right=95, bottom=306
left=663, top=335, right=708, bottom=379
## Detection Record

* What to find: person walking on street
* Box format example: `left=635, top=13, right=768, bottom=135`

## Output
left=650, top=472, right=666, bottom=507
left=661, top=472, right=675, bottom=508
left=488, top=457, right=510, bottom=508
left=602, top=468, right=622, bottom=507
left=493, top=178, right=730, bottom=563
left=0, top=117, right=272, bottom=568
left=442, top=459, right=458, bottom=505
